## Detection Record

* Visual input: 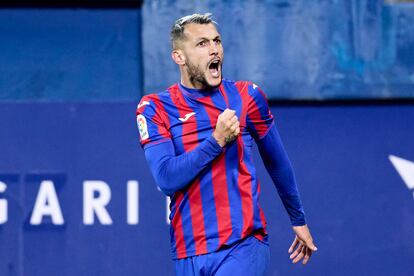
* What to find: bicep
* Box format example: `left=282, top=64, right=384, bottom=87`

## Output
left=144, top=139, right=175, bottom=168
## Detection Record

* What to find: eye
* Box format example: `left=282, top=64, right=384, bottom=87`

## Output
left=197, top=40, right=207, bottom=47
left=214, top=38, right=221, bottom=44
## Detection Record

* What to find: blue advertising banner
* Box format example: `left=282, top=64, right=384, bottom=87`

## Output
left=0, top=102, right=413, bottom=275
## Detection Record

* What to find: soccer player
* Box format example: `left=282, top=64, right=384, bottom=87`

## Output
left=136, top=13, right=317, bottom=276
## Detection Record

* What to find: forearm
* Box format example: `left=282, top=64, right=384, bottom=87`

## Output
left=145, top=135, right=223, bottom=196
left=257, top=125, right=306, bottom=226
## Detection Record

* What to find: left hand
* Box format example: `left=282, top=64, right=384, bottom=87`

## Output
left=288, top=224, right=317, bottom=265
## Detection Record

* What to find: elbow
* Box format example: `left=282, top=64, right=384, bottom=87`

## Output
left=156, top=177, right=176, bottom=197
left=151, top=157, right=189, bottom=196
left=158, top=186, right=175, bottom=197
left=150, top=159, right=176, bottom=196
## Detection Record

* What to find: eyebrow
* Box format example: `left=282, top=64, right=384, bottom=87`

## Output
left=195, top=35, right=221, bottom=42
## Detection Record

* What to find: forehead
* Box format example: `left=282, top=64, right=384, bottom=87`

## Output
left=183, top=23, right=220, bottom=41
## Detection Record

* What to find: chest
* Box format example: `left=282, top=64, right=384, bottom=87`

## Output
left=165, top=93, right=247, bottom=153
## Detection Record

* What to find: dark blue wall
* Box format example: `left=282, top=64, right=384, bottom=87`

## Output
left=0, top=102, right=413, bottom=275
left=0, top=8, right=141, bottom=101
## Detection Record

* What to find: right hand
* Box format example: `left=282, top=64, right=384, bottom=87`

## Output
left=212, top=109, right=240, bottom=147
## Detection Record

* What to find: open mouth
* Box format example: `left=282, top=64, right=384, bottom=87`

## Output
left=208, top=60, right=220, bottom=78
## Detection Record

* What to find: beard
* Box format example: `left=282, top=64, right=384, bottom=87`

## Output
left=185, top=59, right=222, bottom=89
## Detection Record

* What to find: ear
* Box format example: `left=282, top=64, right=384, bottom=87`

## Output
left=171, top=49, right=186, bottom=66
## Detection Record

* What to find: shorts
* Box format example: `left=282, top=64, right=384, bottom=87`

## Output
left=174, top=235, right=270, bottom=276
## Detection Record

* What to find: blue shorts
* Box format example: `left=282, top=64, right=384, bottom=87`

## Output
left=174, top=235, right=270, bottom=276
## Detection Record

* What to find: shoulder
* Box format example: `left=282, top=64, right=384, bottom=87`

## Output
left=137, top=84, right=178, bottom=110
left=136, top=85, right=177, bottom=115
left=220, top=79, right=250, bottom=93
left=227, top=80, right=265, bottom=98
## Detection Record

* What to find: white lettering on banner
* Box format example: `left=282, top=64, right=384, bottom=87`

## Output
left=0, top=181, right=7, bottom=224
left=83, top=180, right=113, bottom=225
left=389, top=155, right=414, bottom=198
left=157, top=186, right=171, bottom=225
left=0, top=177, right=167, bottom=226
left=30, top=180, right=64, bottom=225
left=166, top=196, right=171, bottom=225
left=127, top=180, right=139, bottom=225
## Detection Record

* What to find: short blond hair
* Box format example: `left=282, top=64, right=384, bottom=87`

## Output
left=170, top=13, right=217, bottom=49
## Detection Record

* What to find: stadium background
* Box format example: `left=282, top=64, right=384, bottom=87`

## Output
left=1, top=0, right=414, bottom=275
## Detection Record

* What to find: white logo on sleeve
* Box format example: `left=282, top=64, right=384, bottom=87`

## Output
left=137, top=115, right=149, bottom=140
left=252, top=83, right=258, bottom=89
left=137, top=101, right=150, bottom=109
left=178, top=112, right=196, bottom=122
left=389, top=154, right=414, bottom=198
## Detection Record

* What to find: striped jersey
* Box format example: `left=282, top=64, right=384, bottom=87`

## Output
left=136, top=79, right=275, bottom=259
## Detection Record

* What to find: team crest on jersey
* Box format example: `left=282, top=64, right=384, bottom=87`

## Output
left=137, top=114, right=149, bottom=140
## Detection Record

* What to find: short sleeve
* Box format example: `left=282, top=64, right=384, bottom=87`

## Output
left=136, top=96, right=171, bottom=148
left=246, top=83, right=275, bottom=140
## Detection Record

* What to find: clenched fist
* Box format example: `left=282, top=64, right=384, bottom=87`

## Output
left=212, top=109, right=240, bottom=147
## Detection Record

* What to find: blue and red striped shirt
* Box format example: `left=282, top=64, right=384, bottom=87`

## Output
left=136, top=79, right=305, bottom=259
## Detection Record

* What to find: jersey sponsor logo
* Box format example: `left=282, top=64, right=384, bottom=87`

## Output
left=137, top=100, right=150, bottom=109
left=137, top=114, right=149, bottom=140
left=178, top=112, right=196, bottom=122
left=389, top=154, right=414, bottom=198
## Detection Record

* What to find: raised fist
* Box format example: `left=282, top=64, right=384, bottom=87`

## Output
left=212, top=109, right=240, bottom=147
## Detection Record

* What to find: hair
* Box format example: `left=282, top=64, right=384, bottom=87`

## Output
left=170, top=13, right=217, bottom=49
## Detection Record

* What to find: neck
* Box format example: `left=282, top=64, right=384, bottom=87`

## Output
left=178, top=82, right=218, bottom=99
left=180, top=75, right=206, bottom=90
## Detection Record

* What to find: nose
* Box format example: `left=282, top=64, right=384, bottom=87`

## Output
left=209, top=41, right=219, bottom=56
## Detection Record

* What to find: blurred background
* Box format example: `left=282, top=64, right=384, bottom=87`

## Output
left=0, top=0, right=413, bottom=275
